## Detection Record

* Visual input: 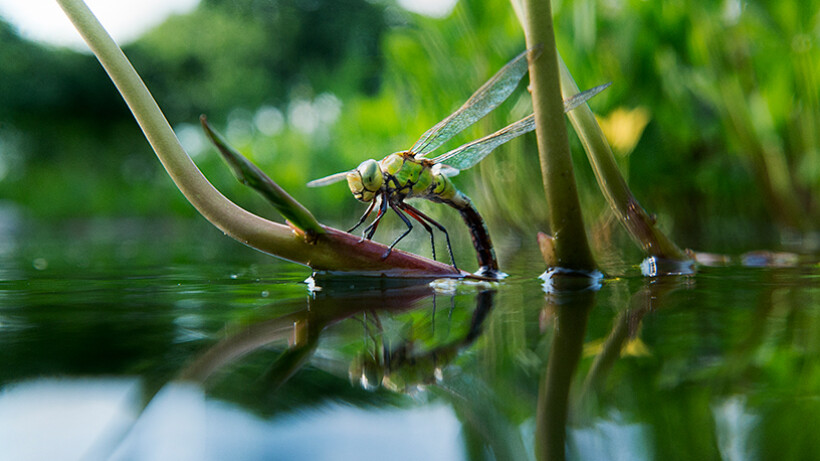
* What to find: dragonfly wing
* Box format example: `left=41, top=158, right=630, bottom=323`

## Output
left=562, top=82, right=611, bottom=112
left=411, top=49, right=536, bottom=157
left=432, top=115, right=535, bottom=170
left=432, top=83, right=612, bottom=170
left=306, top=171, right=350, bottom=187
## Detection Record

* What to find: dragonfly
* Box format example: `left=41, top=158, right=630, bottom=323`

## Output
left=308, top=50, right=610, bottom=277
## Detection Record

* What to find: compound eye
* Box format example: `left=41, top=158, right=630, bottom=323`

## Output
left=357, top=159, right=383, bottom=191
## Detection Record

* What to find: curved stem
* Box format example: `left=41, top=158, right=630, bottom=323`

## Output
left=56, top=0, right=468, bottom=278
left=556, top=56, right=690, bottom=262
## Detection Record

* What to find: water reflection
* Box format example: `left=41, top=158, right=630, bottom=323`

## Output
left=2, top=254, right=820, bottom=460
left=179, top=279, right=451, bottom=386
left=78, top=279, right=485, bottom=460
left=350, top=290, right=494, bottom=393
left=175, top=279, right=500, bottom=397
left=579, top=277, right=687, bottom=398
left=141, top=269, right=820, bottom=460
left=537, top=289, right=594, bottom=461
left=568, top=276, right=689, bottom=461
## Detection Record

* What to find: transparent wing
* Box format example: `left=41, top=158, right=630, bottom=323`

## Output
left=431, top=82, right=612, bottom=170
left=563, top=82, right=611, bottom=112
left=411, top=49, right=535, bottom=157
left=306, top=171, right=350, bottom=187
left=431, top=115, right=535, bottom=170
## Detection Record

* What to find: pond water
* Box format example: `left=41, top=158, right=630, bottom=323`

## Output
left=1, top=215, right=819, bottom=460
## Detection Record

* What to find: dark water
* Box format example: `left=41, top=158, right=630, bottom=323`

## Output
left=1, top=215, right=819, bottom=460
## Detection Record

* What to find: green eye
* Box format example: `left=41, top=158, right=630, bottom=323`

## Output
left=358, top=159, right=383, bottom=191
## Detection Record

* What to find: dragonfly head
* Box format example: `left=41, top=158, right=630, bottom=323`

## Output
left=347, top=159, right=383, bottom=202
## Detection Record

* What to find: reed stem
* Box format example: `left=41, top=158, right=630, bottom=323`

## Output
left=522, top=0, right=597, bottom=272
left=556, top=56, right=691, bottom=262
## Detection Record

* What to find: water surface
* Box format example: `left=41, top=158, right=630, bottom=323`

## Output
left=1, top=217, right=819, bottom=460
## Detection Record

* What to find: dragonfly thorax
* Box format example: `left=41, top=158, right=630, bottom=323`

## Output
left=379, top=152, right=435, bottom=200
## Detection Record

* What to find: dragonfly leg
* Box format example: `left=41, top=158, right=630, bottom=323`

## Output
left=382, top=201, right=413, bottom=260
left=397, top=202, right=436, bottom=262
left=400, top=202, right=459, bottom=272
left=362, top=195, right=389, bottom=242
left=348, top=200, right=377, bottom=233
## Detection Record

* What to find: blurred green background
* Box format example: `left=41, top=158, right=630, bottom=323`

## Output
left=1, top=0, right=817, bottom=258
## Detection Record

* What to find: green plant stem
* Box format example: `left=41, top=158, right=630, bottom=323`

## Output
left=522, top=0, right=597, bottom=272
left=56, top=0, right=466, bottom=278
left=556, top=56, right=690, bottom=261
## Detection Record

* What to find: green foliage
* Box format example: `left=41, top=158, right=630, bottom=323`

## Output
left=551, top=0, right=820, bottom=245
left=2, top=0, right=818, bottom=253
left=0, top=0, right=386, bottom=219
left=126, top=0, right=385, bottom=120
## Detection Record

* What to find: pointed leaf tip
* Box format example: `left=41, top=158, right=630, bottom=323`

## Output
left=200, top=115, right=325, bottom=237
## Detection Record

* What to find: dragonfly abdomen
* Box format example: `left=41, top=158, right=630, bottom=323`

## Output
left=433, top=187, right=499, bottom=277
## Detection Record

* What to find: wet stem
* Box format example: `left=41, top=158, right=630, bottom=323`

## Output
left=512, top=0, right=690, bottom=266
left=520, top=0, right=597, bottom=271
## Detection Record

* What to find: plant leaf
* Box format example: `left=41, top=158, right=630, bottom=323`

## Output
left=200, top=115, right=325, bottom=238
